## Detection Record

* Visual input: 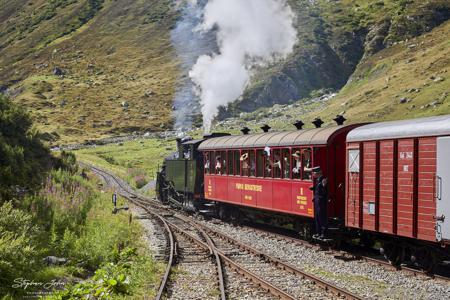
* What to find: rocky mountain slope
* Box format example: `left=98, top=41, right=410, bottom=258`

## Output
left=0, top=0, right=449, bottom=143
left=219, top=0, right=450, bottom=118
left=213, top=20, right=450, bottom=134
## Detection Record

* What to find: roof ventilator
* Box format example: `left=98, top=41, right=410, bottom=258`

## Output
left=241, top=127, right=251, bottom=135
left=333, top=115, right=346, bottom=126
left=293, top=120, right=305, bottom=130
left=312, top=118, right=324, bottom=128
left=260, top=124, right=271, bottom=133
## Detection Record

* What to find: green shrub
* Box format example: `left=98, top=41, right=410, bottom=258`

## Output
left=49, top=246, right=160, bottom=299
left=99, top=154, right=118, bottom=165
left=53, top=151, right=79, bottom=175
left=0, top=202, right=40, bottom=296
left=0, top=95, right=51, bottom=202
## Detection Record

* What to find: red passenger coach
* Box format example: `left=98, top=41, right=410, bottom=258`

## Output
left=198, top=124, right=361, bottom=222
left=346, top=115, right=450, bottom=244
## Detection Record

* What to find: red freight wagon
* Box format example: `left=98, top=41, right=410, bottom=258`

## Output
left=346, top=115, right=450, bottom=244
left=198, top=124, right=361, bottom=221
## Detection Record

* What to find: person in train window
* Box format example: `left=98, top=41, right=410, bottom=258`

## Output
left=302, top=149, right=312, bottom=180
left=250, top=158, right=256, bottom=176
left=310, top=166, right=329, bottom=239
left=264, top=158, right=272, bottom=176
left=240, top=152, right=249, bottom=176
left=292, top=150, right=302, bottom=179
left=204, top=157, right=210, bottom=174
left=262, top=147, right=272, bottom=176
left=215, top=156, right=222, bottom=174
left=184, top=149, right=191, bottom=159
left=283, top=157, right=290, bottom=178
left=273, top=153, right=282, bottom=178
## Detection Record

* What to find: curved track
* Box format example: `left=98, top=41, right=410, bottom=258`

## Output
left=84, top=163, right=364, bottom=299
left=244, top=225, right=450, bottom=283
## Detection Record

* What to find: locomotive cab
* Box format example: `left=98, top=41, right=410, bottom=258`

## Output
left=156, top=133, right=231, bottom=211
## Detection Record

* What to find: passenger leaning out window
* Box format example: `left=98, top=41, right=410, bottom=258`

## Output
left=240, top=152, right=249, bottom=176
left=292, top=150, right=301, bottom=179
left=302, top=149, right=312, bottom=180
left=215, top=156, right=222, bottom=174
left=204, top=154, right=210, bottom=174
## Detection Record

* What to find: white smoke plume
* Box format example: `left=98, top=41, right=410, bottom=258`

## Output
left=189, top=0, right=297, bottom=133
left=171, top=0, right=217, bottom=132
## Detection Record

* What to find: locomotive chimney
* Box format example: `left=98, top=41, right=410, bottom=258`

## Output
left=293, top=120, right=305, bottom=130
left=333, top=114, right=346, bottom=126
left=260, top=124, right=271, bottom=133
left=176, top=138, right=183, bottom=158
left=241, top=127, right=250, bottom=135
left=312, top=118, right=324, bottom=128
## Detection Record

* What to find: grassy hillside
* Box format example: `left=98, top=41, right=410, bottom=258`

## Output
left=0, top=0, right=178, bottom=144
left=314, top=19, right=450, bottom=125
left=75, top=137, right=176, bottom=190
left=0, top=0, right=449, bottom=143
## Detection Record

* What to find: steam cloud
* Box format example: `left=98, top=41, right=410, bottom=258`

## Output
left=171, top=0, right=217, bottom=132
left=189, top=0, right=297, bottom=133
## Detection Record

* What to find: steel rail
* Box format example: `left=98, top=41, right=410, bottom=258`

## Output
left=85, top=164, right=228, bottom=299
left=88, top=163, right=433, bottom=298
left=247, top=226, right=450, bottom=283
left=147, top=212, right=175, bottom=300
left=85, top=164, right=352, bottom=299
left=197, top=222, right=362, bottom=300
left=165, top=218, right=296, bottom=300
left=83, top=164, right=176, bottom=299
left=176, top=214, right=227, bottom=300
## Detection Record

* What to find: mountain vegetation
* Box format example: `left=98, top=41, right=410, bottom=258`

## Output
left=0, top=95, right=161, bottom=298
left=0, top=0, right=178, bottom=144
left=0, top=0, right=449, bottom=143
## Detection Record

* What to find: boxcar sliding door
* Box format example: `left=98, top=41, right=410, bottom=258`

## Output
left=436, top=137, right=450, bottom=241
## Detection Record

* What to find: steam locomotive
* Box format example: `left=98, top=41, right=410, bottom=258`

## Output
left=156, top=114, right=450, bottom=271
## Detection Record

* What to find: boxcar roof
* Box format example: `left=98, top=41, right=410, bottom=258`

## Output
left=347, top=114, right=450, bottom=142
left=198, top=125, right=353, bottom=150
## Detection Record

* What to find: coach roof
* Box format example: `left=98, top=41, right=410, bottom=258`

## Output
left=198, top=125, right=356, bottom=150
left=347, top=114, right=450, bottom=142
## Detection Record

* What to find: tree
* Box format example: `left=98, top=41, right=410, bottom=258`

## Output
left=0, top=95, right=50, bottom=202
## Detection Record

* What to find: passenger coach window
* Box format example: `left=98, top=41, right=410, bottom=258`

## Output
left=282, top=149, right=291, bottom=179
left=273, top=149, right=282, bottom=179
left=204, top=152, right=211, bottom=174
left=256, top=150, right=264, bottom=177
left=249, top=151, right=256, bottom=177
left=264, top=149, right=272, bottom=178
left=292, top=149, right=301, bottom=179
left=221, top=151, right=227, bottom=175
left=214, top=152, right=222, bottom=175
left=241, top=151, right=249, bottom=176
left=234, top=150, right=241, bottom=175
left=227, top=151, right=234, bottom=175
left=302, top=148, right=312, bottom=180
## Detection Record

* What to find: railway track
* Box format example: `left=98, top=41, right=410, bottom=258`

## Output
left=85, top=163, right=363, bottom=299
left=242, top=225, right=450, bottom=283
